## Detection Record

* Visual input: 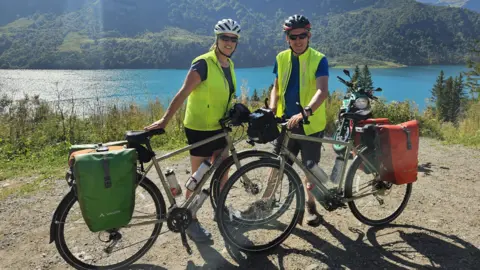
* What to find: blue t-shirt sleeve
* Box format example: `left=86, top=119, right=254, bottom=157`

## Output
left=315, top=57, right=329, bottom=78
left=273, top=60, right=278, bottom=78
left=190, top=59, right=207, bottom=81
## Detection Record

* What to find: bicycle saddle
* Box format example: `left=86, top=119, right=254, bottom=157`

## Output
left=125, top=129, right=165, bottom=144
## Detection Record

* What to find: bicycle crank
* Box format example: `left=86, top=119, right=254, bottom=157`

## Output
left=166, top=208, right=193, bottom=254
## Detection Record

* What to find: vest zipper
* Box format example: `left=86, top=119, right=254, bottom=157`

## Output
left=215, top=59, right=232, bottom=118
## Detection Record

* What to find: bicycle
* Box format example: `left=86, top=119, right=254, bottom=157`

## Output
left=48, top=106, right=280, bottom=270
left=215, top=105, right=414, bottom=253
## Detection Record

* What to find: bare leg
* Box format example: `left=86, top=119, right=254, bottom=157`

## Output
left=212, top=148, right=229, bottom=190
left=185, top=154, right=213, bottom=242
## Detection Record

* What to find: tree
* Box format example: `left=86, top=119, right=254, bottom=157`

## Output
left=252, top=89, right=260, bottom=102
left=361, top=65, right=374, bottom=91
left=443, top=77, right=454, bottom=122
left=431, top=70, right=445, bottom=104
left=451, top=74, right=466, bottom=123
left=433, top=73, right=465, bottom=123
left=352, top=65, right=361, bottom=86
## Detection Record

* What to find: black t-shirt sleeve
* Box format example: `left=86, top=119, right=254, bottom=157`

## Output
left=190, top=59, right=207, bottom=81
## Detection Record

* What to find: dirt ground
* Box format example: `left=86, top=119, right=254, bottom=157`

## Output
left=0, top=137, right=479, bottom=269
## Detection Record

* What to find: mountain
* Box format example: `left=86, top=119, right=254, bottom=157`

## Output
left=0, top=0, right=479, bottom=69
left=416, top=0, right=480, bottom=12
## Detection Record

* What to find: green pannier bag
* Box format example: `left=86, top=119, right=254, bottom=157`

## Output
left=72, top=147, right=138, bottom=232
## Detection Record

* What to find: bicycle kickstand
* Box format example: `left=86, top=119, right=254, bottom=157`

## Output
left=180, top=227, right=192, bottom=255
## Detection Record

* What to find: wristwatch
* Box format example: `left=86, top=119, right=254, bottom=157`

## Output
left=304, top=106, right=313, bottom=116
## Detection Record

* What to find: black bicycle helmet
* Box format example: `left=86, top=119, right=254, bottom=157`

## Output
left=283, top=14, right=311, bottom=32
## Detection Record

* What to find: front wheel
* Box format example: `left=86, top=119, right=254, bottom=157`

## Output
left=215, top=158, right=304, bottom=253
left=209, top=149, right=278, bottom=211
left=344, top=150, right=412, bottom=226
left=51, top=175, right=166, bottom=269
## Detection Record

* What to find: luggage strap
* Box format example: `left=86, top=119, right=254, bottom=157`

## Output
left=401, top=125, right=412, bottom=150
left=103, top=155, right=112, bottom=188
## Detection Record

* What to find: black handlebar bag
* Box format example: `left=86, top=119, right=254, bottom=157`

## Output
left=247, top=108, right=280, bottom=144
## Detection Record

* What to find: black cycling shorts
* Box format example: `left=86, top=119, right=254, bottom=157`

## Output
left=184, top=127, right=227, bottom=157
left=273, top=125, right=324, bottom=166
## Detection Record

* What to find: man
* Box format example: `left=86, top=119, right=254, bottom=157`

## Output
left=269, top=14, right=329, bottom=227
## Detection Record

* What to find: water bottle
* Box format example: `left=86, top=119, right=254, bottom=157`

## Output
left=330, top=156, right=345, bottom=184
left=189, top=189, right=209, bottom=216
left=165, top=168, right=182, bottom=197
left=306, top=160, right=329, bottom=185
left=185, top=160, right=211, bottom=191
left=305, top=160, right=330, bottom=203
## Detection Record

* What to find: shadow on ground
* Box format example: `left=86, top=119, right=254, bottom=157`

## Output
left=129, top=221, right=479, bottom=269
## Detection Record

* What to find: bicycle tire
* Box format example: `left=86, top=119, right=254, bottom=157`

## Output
left=344, top=149, right=412, bottom=226
left=216, top=158, right=304, bottom=253
left=209, top=149, right=278, bottom=211
left=210, top=149, right=295, bottom=225
left=52, top=174, right=166, bottom=270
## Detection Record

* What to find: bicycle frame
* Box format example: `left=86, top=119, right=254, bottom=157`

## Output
left=267, top=123, right=379, bottom=203
left=136, top=126, right=245, bottom=212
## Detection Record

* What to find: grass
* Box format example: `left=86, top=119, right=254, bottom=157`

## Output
left=58, top=32, right=95, bottom=52
left=1, top=80, right=479, bottom=200
left=0, top=18, right=34, bottom=32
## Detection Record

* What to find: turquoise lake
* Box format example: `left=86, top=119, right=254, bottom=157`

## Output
left=0, top=65, right=469, bottom=112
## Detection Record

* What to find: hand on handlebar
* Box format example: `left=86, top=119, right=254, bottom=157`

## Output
left=286, top=113, right=305, bottom=129
left=144, top=118, right=167, bottom=131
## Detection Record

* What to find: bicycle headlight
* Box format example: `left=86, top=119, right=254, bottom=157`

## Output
left=354, top=97, right=369, bottom=110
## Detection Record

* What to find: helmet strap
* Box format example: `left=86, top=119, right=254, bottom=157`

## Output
left=215, top=39, right=237, bottom=59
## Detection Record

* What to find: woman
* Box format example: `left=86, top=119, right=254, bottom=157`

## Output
left=144, top=18, right=241, bottom=243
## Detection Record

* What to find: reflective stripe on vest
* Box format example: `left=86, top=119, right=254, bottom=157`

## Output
left=276, top=47, right=327, bottom=135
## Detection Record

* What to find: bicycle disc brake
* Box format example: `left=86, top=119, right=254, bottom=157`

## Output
left=102, top=230, right=122, bottom=254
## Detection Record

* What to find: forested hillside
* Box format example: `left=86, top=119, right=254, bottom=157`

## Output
left=0, top=0, right=479, bottom=69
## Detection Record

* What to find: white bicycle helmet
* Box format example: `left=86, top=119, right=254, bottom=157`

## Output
left=214, top=19, right=241, bottom=37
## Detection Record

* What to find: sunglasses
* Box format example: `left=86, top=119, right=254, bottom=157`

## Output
left=288, top=32, right=308, bottom=40
left=219, top=35, right=238, bottom=43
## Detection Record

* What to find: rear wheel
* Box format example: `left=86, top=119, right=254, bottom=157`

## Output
left=52, top=175, right=165, bottom=269
left=344, top=150, right=412, bottom=226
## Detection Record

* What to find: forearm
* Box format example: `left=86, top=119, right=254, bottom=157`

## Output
left=308, top=89, right=328, bottom=112
left=269, top=79, right=279, bottom=113
left=307, top=76, right=329, bottom=114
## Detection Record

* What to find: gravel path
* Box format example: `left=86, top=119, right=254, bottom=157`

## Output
left=1, top=137, right=479, bottom=269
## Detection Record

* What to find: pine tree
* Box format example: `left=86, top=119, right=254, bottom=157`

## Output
left=352, top=65, right=361, bottom=88
left=252, top=89, right=260, bottom=102
left=450, top=74, right=466, bottom=123
left=440, top=77, right=454, bottom=122
left=361, top=65, right=374, bottom=91
left=431, top=70, right=445, bottom=103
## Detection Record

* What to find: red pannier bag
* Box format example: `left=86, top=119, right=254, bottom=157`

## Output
left=354, top=118, right=391, bottom=147
left=375, top=120, right=420, bottom=185
left=353, top=118, right=391, bottom=174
